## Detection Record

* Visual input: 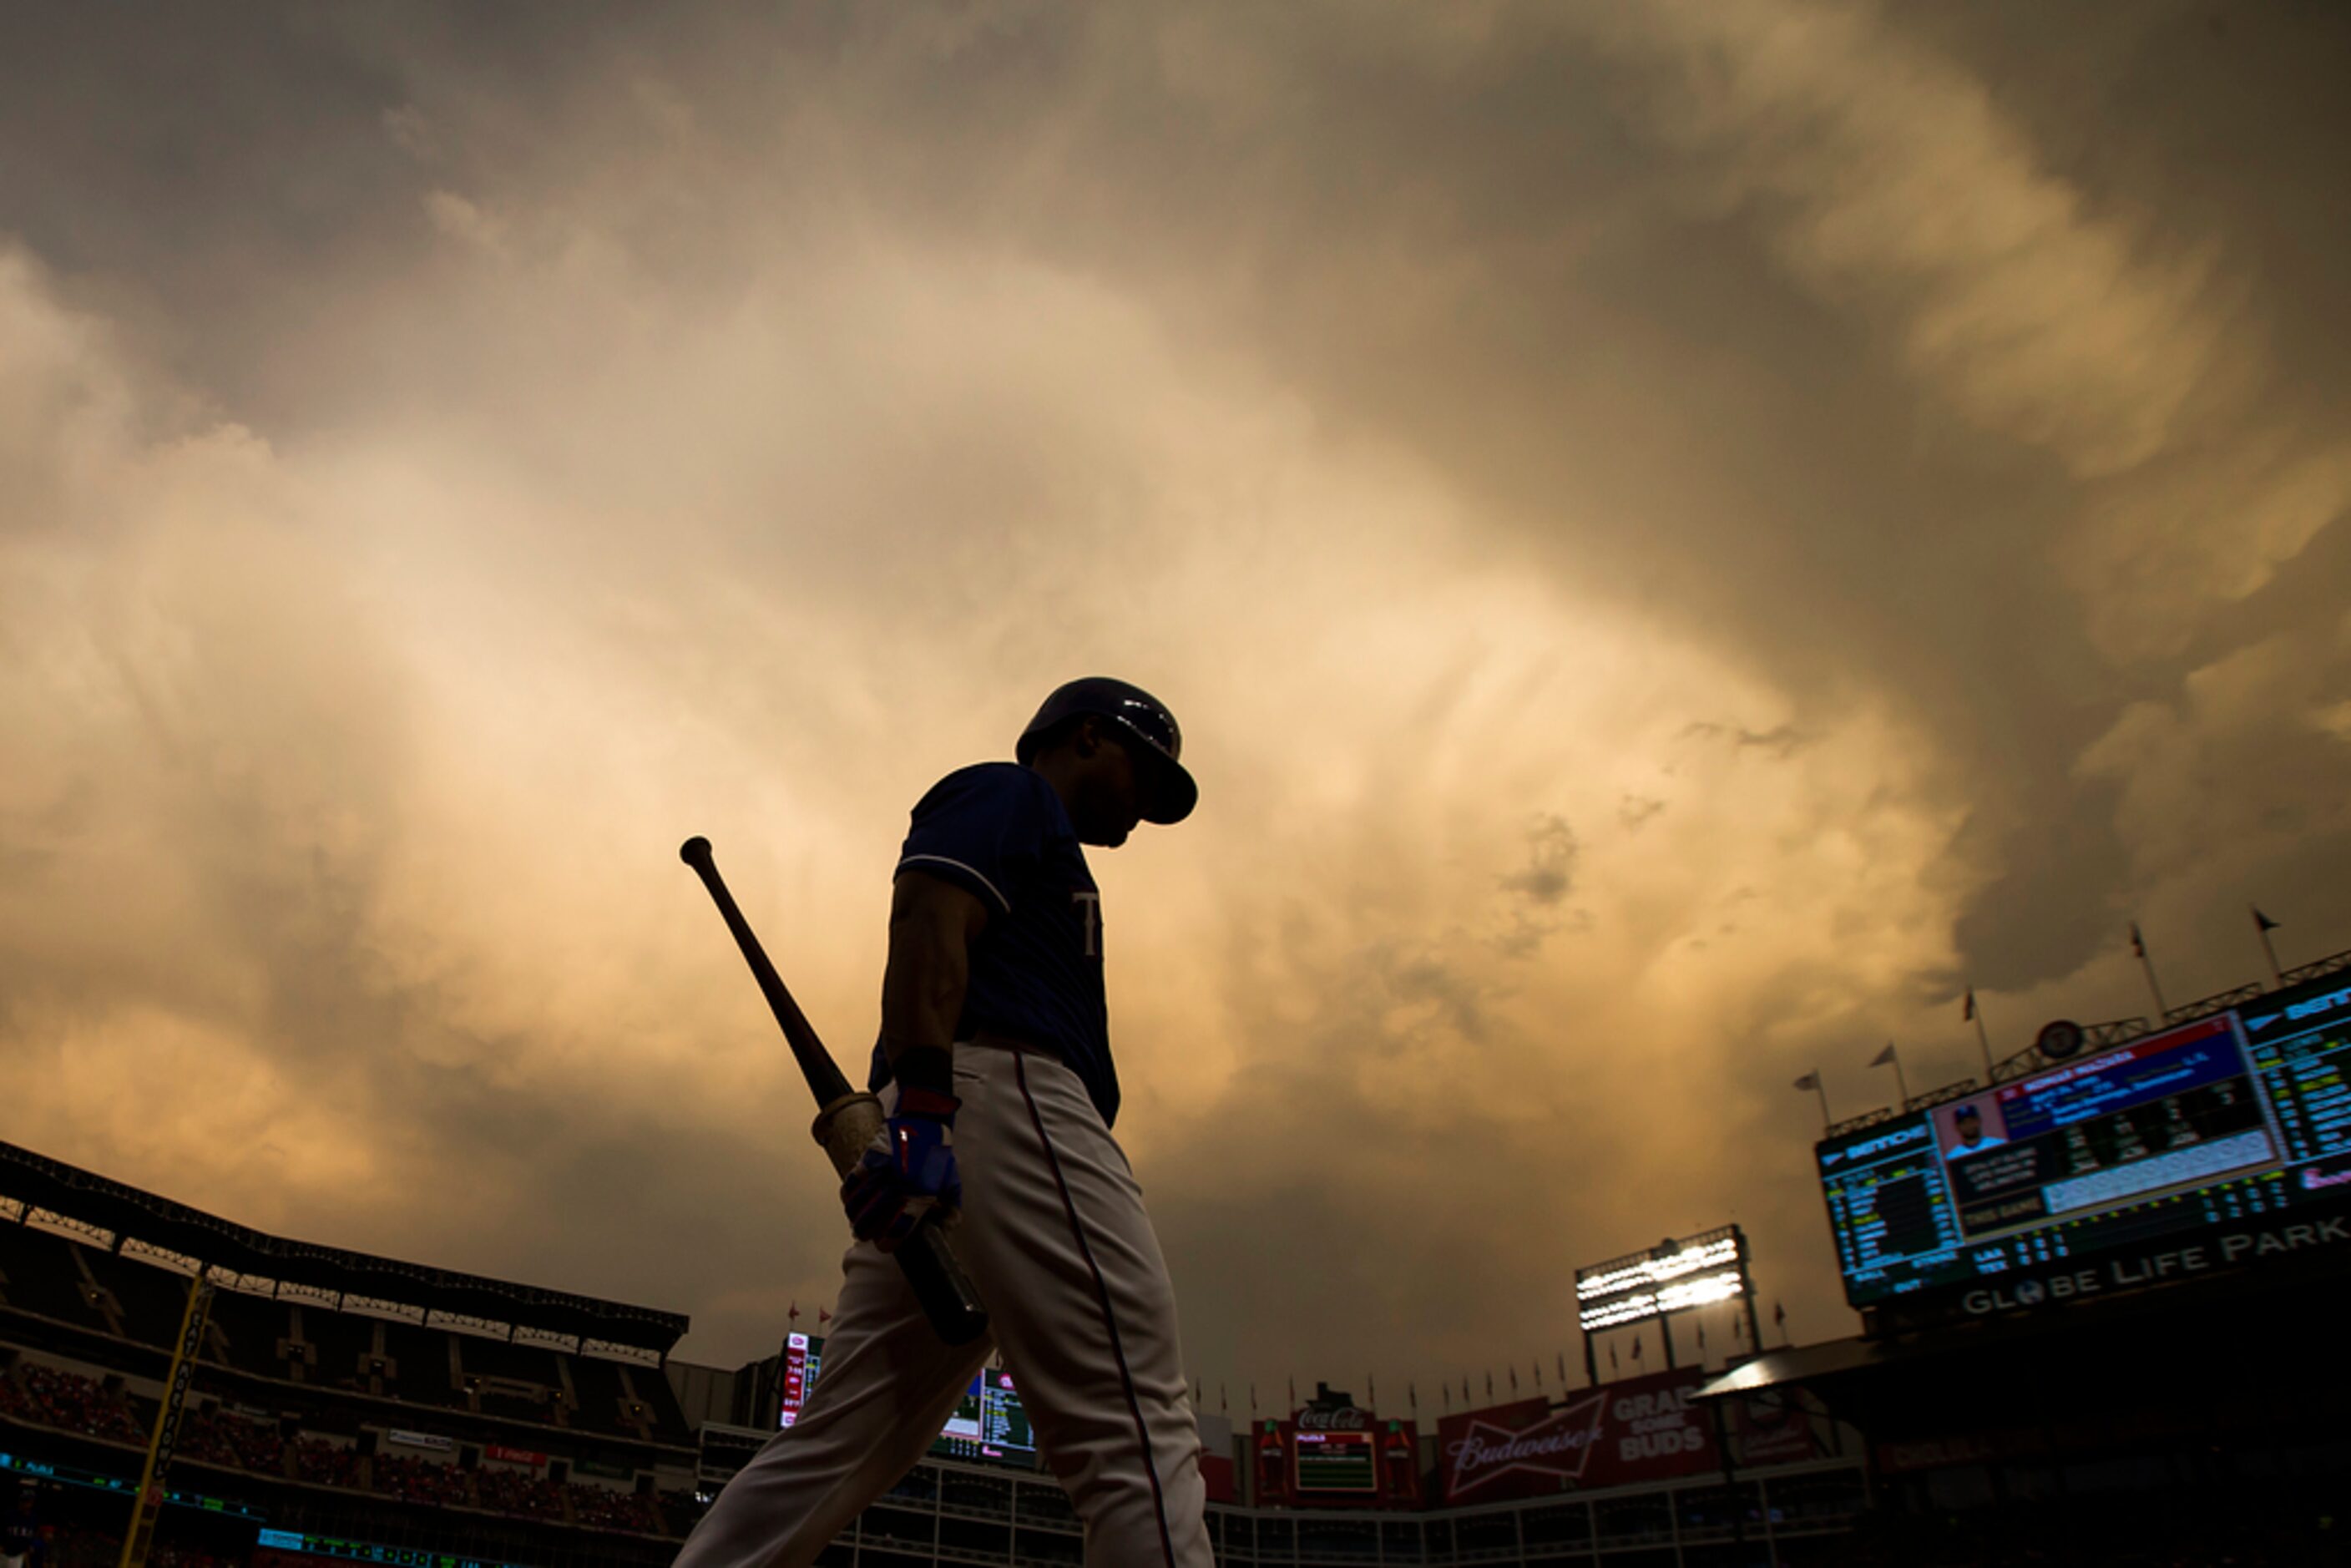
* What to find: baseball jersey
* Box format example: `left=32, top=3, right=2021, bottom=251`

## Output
left=867, top=762, right=1120, bottom=1126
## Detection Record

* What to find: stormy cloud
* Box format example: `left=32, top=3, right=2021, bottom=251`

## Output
left=3, top=0, right=2347, bottom=1408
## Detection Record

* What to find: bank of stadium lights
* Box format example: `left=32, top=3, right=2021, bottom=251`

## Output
left=1574, top=1234, right=1743, bottom=1302
left=1573, top=1227, right=1752, bottom=1335
left=1578, top=1270, right=1746, bottom=1331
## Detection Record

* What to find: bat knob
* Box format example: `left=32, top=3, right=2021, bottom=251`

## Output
left=680, top=836, right=714, bottom=870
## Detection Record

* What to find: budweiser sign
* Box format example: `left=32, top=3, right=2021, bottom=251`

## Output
left=1437, top=1372, right=1717, bottom=1504
left=1442, top=1394, right=1605, bottom=1500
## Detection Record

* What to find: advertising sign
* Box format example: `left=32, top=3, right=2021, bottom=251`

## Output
left=1251, top=1399, right=1418, bottom=1509
left=385, top=1429, right=453, bottom=1452
left=482, top=1444, right=547, bottom=1467
left=1818, top=969, right=2351, bottom=1323
left=1727, top=1391, right=1825, bottom=1468
left=1438, top=1371, right=1715, bottom=1504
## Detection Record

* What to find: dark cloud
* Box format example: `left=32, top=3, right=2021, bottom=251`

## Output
left=3, top=0, right=2348, bottom=1405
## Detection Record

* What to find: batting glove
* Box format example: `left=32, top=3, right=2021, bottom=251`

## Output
left=841, top=1086, right=963, bottom=1252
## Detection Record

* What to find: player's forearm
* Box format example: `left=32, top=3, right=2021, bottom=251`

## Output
left=879, top=913, right=970, bottom=1067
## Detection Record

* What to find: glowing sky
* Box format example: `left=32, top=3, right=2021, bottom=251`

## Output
left=3, top=1, right=2348, bottom=1411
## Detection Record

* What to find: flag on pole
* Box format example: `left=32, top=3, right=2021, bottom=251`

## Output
left=1287, top=1376, right=1296, bottom=1411
left=2131, top=920, right=2170, bottom=1014
left=1868, top=1044, right=1896, bottom=1067
left=787, top=1301, right=800, bottom=1324
left=1408, top=1381, right=1418, bottom=1414
left=1485, top=1371, right=1494, bottom=1398
left=1962, top=986, right=1976, bottom=1022
left=1557, top=1351, right=1569, bottom=1385
left=1608, top=1343, right=1619, bottom=1373
left=817, top=1307, right=831, bottom=1325
left=1367, top=1373, right=1375, bottom=1407
left=1631, top=1335, right=1643, bottom=1363
left=1534, top=1359, right=1544, bottom=1390
left=1696, top=1320, right=1706, bottom=1353
left=1221, top=1383, right=1228, bottom=1414
left=1462, top=1375, right=1471, bottom=1404
left=1792, top=1070, right=1820, bottom=1090
left=1509, top=1366, right=1518, bottom=1393
left=2253, top=904, right=2286, bottom=986
left=1442, top=1383, right=1451, bottom=1413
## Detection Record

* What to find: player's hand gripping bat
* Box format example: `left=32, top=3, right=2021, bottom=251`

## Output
left=680, top=836, right=989, bottom=1347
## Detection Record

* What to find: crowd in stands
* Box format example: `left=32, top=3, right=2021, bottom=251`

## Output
left=472, top=1464, right=570, bottom=1524
left=1, top=1363, right=148, bottom=1446
left=371, top=1452, right=473, bottom=1508
left=287, top=1436, right=361, bottom=1489
left=569, top=1485, right=666, bottom=1535
left=179, top=1409, right=285, bottom=1474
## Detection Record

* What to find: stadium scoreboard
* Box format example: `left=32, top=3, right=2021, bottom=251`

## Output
left=1818, top=970, right=2351, bottom=1319
left=933, top=1368, right=1037, bottom=1464
left=775, top=1335, right=1037, bottom=1468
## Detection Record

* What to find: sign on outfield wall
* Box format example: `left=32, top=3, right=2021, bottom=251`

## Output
left=1437, top=1370, right=1715, bottom=1505
left=483, top=1444, right=548, bottom=1467
left=387, top=1429, right=454, bottom=1452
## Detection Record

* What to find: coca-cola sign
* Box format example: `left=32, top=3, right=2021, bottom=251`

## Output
left=1295, top=1405, right=1370, bottom=1431
left=1442, top=1395, right=1605, bottom=1500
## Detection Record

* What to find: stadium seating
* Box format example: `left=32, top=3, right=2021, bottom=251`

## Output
left=179, top=1405, right=287, bottom=1475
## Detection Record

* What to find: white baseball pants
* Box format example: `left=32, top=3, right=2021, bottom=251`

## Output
left=671, top=1040, right=1212, bottom=1568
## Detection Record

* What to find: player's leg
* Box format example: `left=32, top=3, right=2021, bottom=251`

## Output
left=953, top=1046, right=1212, bottom=1568
left=671, top=1182, right=992, bottom=1567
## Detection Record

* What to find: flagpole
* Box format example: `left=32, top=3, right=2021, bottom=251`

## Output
left=2131, top=922, right=2169, bottom=1017
left=1872, top=1043, right=1910, bottom=1105
left=2253, top=906, right=2284, bottom=989
left=1793, top=1071, right=1831, bottom=1130
left=1967, top=986, right=1995, bottom=1080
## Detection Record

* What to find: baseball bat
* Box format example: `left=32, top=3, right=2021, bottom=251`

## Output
left=680, top=835, right=988, bottom=1347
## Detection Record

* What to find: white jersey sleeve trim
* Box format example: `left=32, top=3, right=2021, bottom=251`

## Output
left=897, top=853, right=1013, bottom=914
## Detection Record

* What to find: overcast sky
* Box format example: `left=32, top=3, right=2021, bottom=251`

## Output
left=4, top=0, right=2348, bottom=1414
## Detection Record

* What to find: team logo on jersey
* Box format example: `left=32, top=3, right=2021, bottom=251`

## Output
left=1071, top=889, right=1101, bottom=958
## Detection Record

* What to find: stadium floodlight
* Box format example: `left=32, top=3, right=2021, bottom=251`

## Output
left=1575, top=1226, right=1751, bottom=1334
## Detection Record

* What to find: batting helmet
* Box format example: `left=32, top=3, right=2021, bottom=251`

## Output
left=1016, top=677, right=1197, bottom=825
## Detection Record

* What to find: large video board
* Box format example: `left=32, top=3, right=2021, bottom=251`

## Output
left=776, top=1337, right=1035, bottom=1468
left=1818, top=970, right=2351, bottom=1318
left=932, top=1367, right=1036, bottom=1465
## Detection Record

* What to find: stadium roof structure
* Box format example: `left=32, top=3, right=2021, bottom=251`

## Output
left=0, top=1139, right=690, bottom=1357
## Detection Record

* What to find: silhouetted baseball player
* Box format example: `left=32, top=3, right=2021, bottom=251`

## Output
left=673, top=676, right=1211, bottom=1568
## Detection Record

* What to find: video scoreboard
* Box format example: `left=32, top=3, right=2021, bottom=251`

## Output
left=1292, top=1429, right=1379, bottom=1494
left=776, top=1335, right=1036, bottom=1468
left=1818, top=969, right=2351, bottom=1318
left=933, top=1368, right=1037, bottom=1464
